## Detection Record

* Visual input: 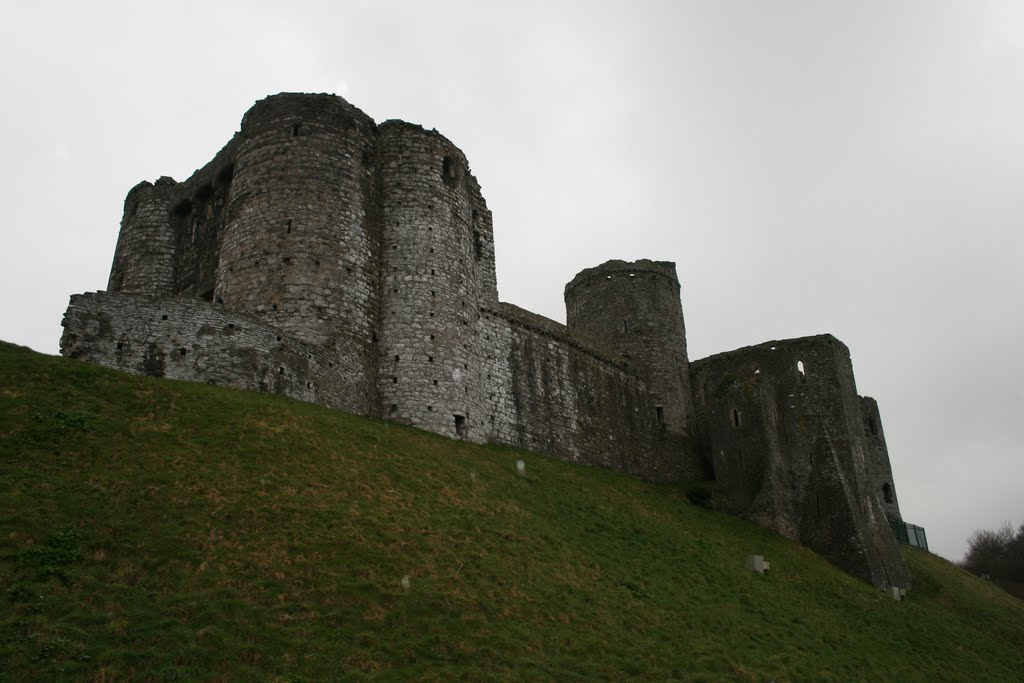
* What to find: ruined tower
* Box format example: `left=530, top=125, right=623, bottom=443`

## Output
left=376, top=122, right=496, bottom=442
left=564, top=259, right=694, bottom=435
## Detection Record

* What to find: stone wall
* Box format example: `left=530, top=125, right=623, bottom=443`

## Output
left=480, top=303, right=693, bottom=482
left=60, top=292, right=361, bottom=414
left=691, top=335, right=910, bottom=589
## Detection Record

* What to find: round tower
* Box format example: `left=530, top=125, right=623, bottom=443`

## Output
left=376, top=121, right=487, bottom=442
left=107, top=177, right=178, bottom=297
left=214, top=93, right=381, bottom=413
left=564, top=259, right=694, bottom=434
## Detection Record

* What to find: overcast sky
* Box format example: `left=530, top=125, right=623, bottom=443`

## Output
left=1, top=0, right=1020, bottom=562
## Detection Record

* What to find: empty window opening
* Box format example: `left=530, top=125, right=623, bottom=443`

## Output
left=731, top=408, right=741, bottom=427
left=623, top=320, right=628, bottom=333
left=278, top=367, right=285, bottom=375
left=431, top=269, right=436, bottom=275
left=473, top=229, right=483, bottom=260
left=227, top=323, right=235, bottom=329
left=161, top=314, right=168, bottom=321
left=655, top=405, right=665, bottom=428
left=433, top=380, right=438, bottom=386
left=427, top=405, right=433, bottom=412
left=432, top=290, right=437, bottom=297
left=116, top=341, right=123, bottom=350
left=441, top=156, right=458, bottom=187
left=392, top=377, right=398, bottom=384
left=428, top=356, right=434, bottom=363
left=292, top=123, right=301, bottom=137
left=201, top=289, right=214, bottom=302
left=287, top=220, right=292, bottom=234
left=454, top=414, right=466, bottom=437
left=306, top=381, right=313, bottom=389
left=389, top=403, right=398, bottom=415
left=394, top=355, right=400, bottom=361
left=882, top=483, right=894, bottom=504
left=179, top=348, right=187, bottom=357
left=429, top=334, right=435, bottom=341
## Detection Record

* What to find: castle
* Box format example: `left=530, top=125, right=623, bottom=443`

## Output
left=60, top=93, right=910, bottom=590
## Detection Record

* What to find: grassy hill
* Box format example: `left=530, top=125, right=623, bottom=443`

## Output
left=1, top=340, right=1022, bottom=681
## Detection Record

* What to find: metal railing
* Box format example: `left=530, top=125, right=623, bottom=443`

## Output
left=889, top=518, right=929, bottom=551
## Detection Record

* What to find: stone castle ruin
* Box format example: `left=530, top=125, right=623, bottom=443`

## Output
left=61, top=93, right=910, bottom=589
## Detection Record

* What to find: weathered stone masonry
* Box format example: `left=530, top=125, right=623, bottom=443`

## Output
left=61, top=92, right=910, bottom=589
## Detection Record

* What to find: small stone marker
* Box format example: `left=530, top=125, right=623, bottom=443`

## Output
left=746, top=554, right=769, bottom=575
left=516, top=459, right=526, bottom=477
left=888, top=586, right=901, bottom=601
left=400, top=575, right=411, bottom=591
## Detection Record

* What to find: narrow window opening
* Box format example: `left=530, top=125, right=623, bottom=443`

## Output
left=473, top=229, right=483, bottom=260
left=394, top=355, right=399, bottom=362
left=882, top=483, right=894, bottom=504
left=389, top=404, right=398, bottom=416
left=179, top=348, right=187, bottom=357
left=278, top=367, right=285, bottom=375
left=287, top=219, right=292, bottom=234
left=306, top=381, right=313, bottom=389
left=428, top=356, right=434, bottom=363
left=392, top=377, right=398, bottom=384
left=731, top=408, right=741, bottom=428
left=655, top=405, right=665, bottom=428
left=454, top=414, right=466, bottom=437
left=292, top=123, right=301, bottom=137
left=433, top=380, right=438, bottom=386
left=161, top=314, right=168, bottom=321
left=441, top=156, right=458, bottom=187
left=623, top=320, right=628, bottom=333
left=427, top=405, right=433, bottom=412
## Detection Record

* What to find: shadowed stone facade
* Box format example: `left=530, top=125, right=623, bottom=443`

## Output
left=61, top=93, right=910, bottom=589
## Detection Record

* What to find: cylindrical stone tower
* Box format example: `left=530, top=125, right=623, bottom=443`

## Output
left=215, top=93, right=381, bottom=413
left=564, top=259, right=694, bottom=434
left=376, top=122, right=488, bottom=441
left=107, top=177, right=178, bottom=297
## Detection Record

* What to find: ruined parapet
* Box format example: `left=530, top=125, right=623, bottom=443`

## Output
left=59, top=291, right=359, bottom=413
left=376, top=122, right=490, bottom=440
left=691, top=335, right=910, bottom=589
left=564, top=260, right=694, bottom=435
left=214, top=93, right=381, bottom=414
left=860, top=396, right=902, bottom=522
left=107, top=178, right=179, bottom=297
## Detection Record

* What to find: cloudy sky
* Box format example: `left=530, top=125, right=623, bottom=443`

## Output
left=1, top=0, right=1021, bottom=562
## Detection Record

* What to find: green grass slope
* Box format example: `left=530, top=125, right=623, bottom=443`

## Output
left=1, top=341, right=1022, bottom=681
